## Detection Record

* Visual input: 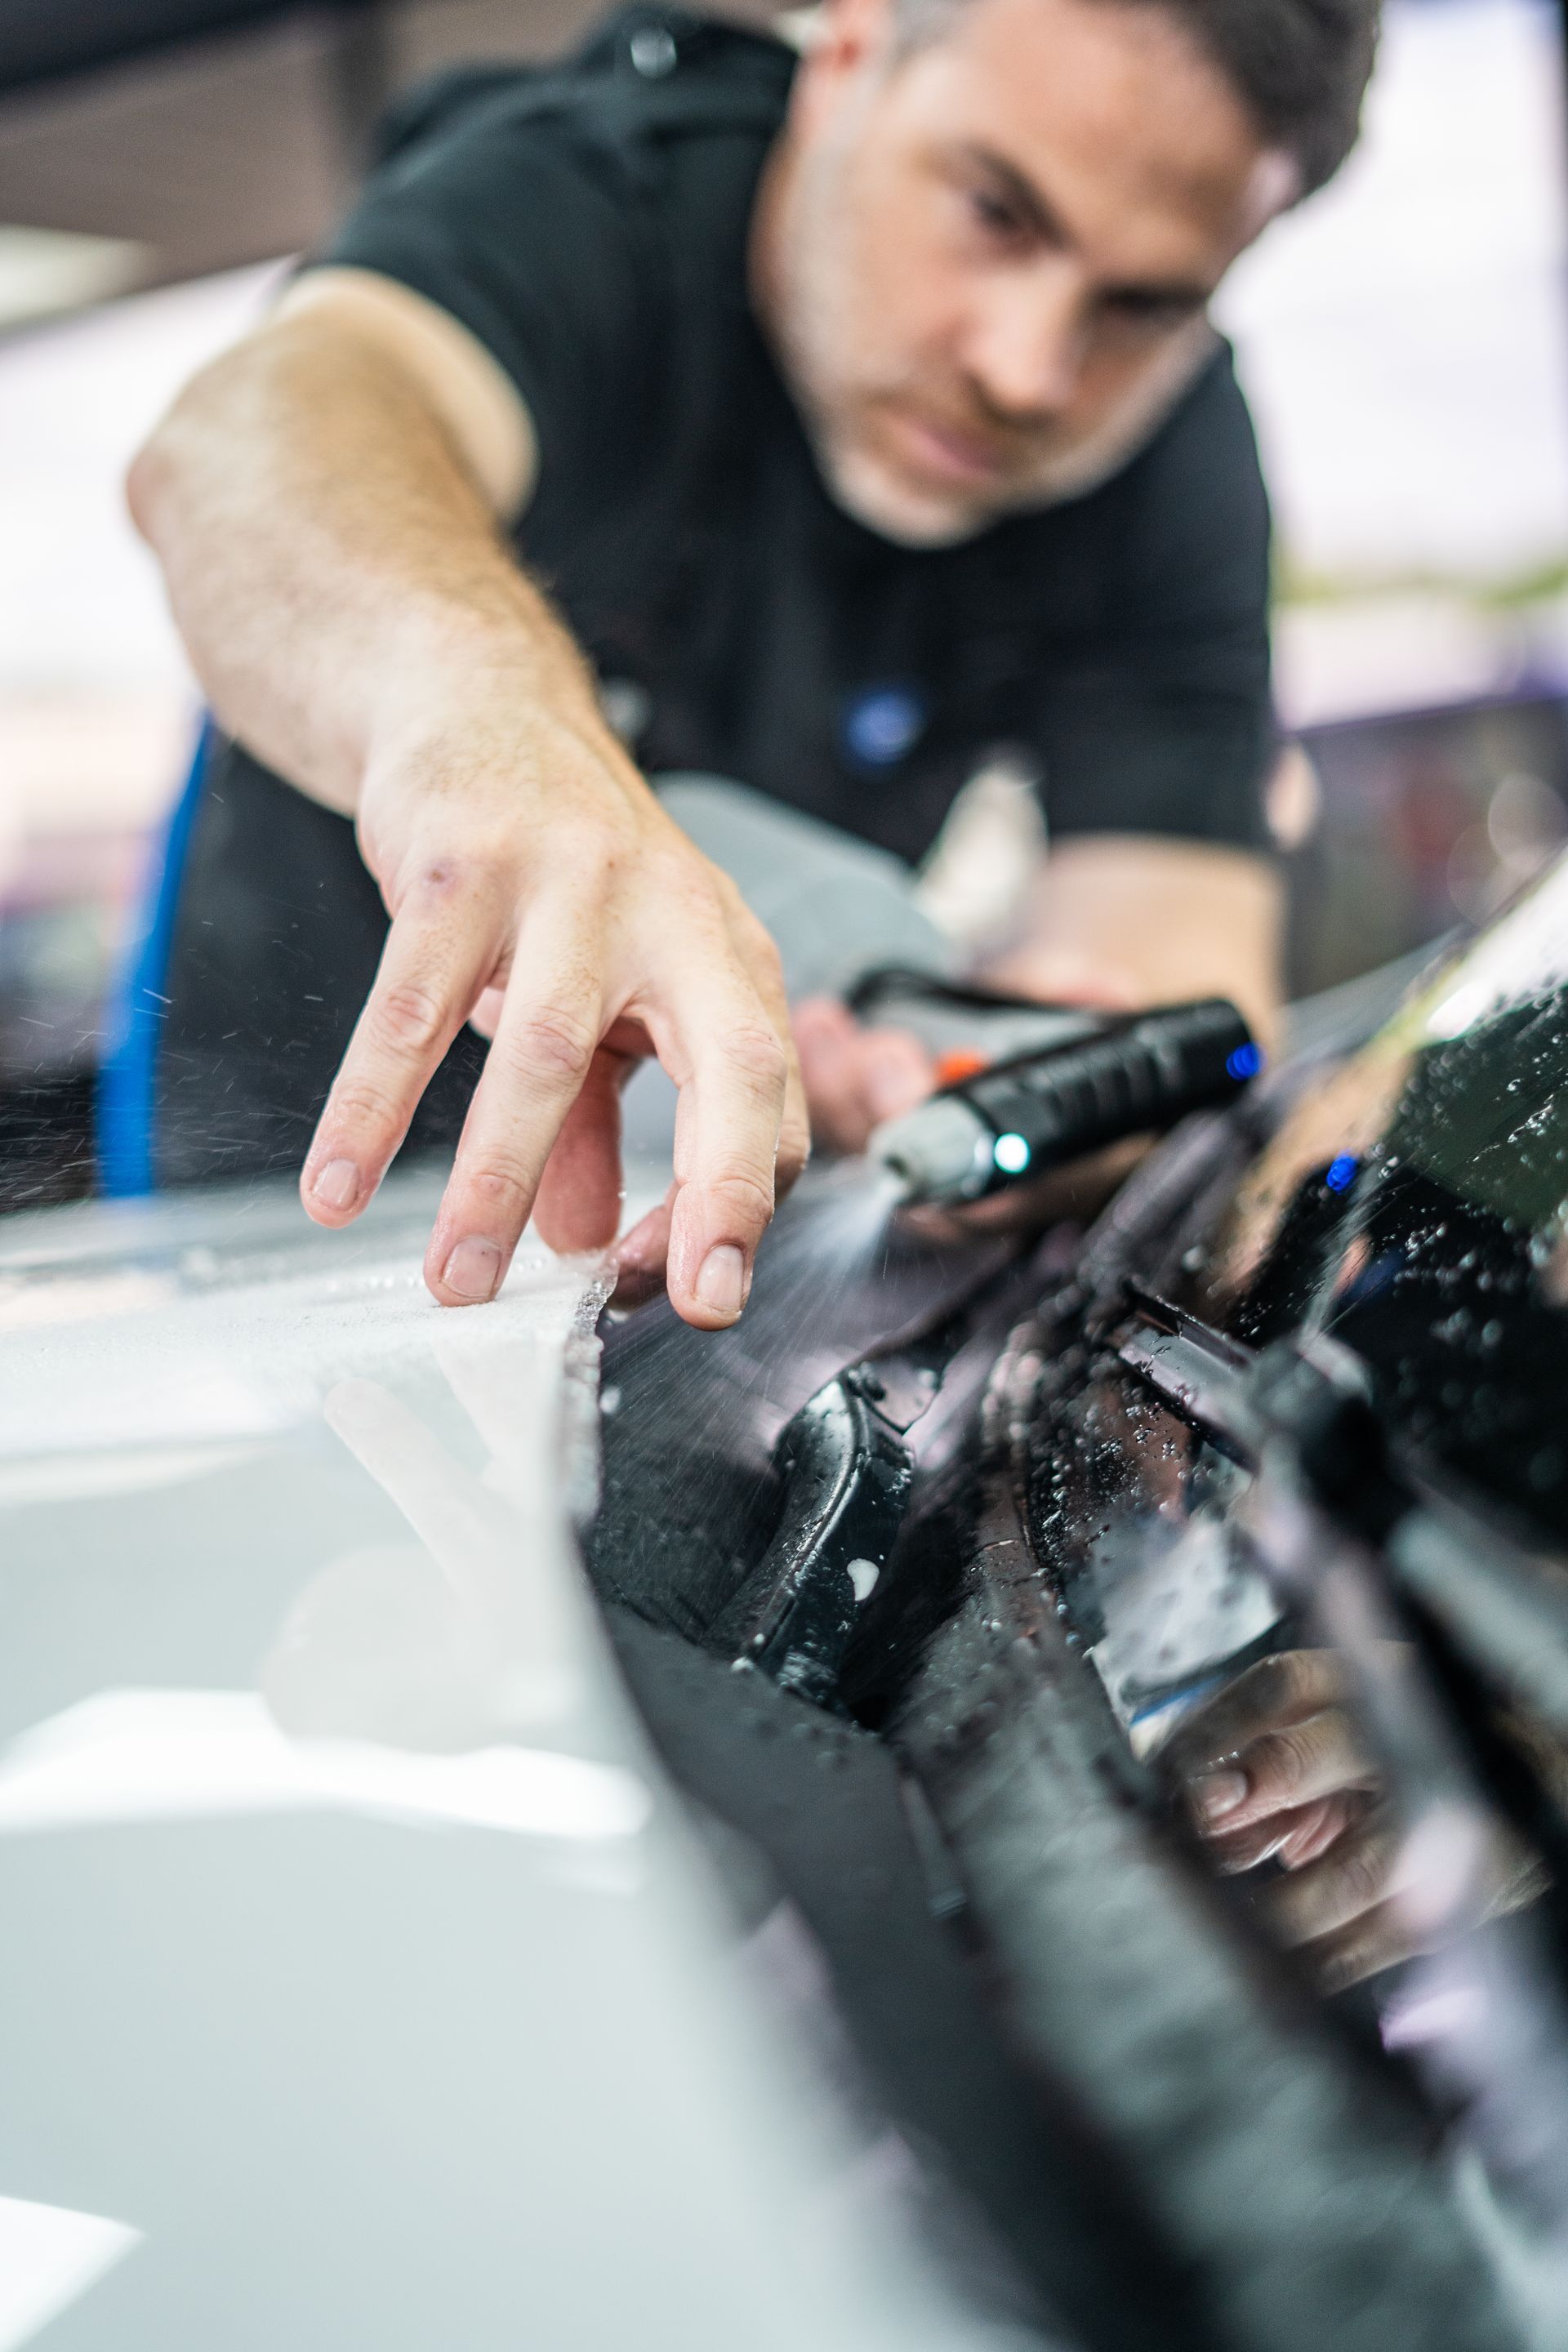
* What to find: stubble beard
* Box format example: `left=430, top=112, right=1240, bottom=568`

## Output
left=765, top=105, right=1003, bottom=549
left=763, top=101, right=1220, bottom=548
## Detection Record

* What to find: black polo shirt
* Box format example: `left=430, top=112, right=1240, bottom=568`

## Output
left=153, top=5, right=1276, bottom=1184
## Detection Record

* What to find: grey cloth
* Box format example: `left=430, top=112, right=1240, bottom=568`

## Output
left=656, top=776, right=953, bottom=1001
left=621, top=775, right=954, bottom=1156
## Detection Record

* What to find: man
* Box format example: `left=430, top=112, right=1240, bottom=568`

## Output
left=127, top=0, right=1379, bottom=1327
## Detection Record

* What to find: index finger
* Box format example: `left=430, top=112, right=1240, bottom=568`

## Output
left=301, top=872, right=501, bottom=1225
left=423, top=905, right=606, bottom=1306
left=1187, top=1708, right=1375, bottom=1838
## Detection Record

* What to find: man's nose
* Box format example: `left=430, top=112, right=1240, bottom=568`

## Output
left=963, top=263, right=1086, bottom=423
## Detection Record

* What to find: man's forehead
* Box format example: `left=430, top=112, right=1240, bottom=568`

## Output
left=894, top=0, right=1282, bottom=283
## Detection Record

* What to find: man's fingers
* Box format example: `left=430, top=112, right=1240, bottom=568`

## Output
left=654, top=975, right=791, bottom=1330
left=611, top=1187, right=675, bottom=1306
left=792, top=1000, right=933, bottom=1154
left=532, top=1046, right=637, bottom=1255
left=860, top=1027, right=937, bottom=1125
left=425, top=921, right=604, bottom=1307
left=1308, top=1900, right=1417, bottom=1993
left=1263, top=1813, right=1402, bottom=1949
left=793, top=997, right=870, bottom=1152
left=1205, top=1795, right=1356, bottom=1877
left=1276, top=1795, right=1361, bottom=1872
left=733, top=925, right=807, bottom=1192
left=303, top=880, right=501, bottom=1224
left=1162, top=1651, right=1349, bottom=1784
left=1186, top=1705, right=1376, bottom=1837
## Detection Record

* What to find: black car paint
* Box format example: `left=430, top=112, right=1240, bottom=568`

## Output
left=588, top=860, right=1568, bottom=2351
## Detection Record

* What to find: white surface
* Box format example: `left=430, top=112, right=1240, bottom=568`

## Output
left=0, top=1689, right=652, bottom=1841
left=0, top=265, right=279, bottom=842
left=1218, top=0, right=1568, bottom=590
left=0, top=1172, right=996, bottom=2350
left=0, top=2195, right=140, bottom=2352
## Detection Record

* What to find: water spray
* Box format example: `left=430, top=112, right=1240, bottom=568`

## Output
left=869, top=997, right=1263, bottom=1209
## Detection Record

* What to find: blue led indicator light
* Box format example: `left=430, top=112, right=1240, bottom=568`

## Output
left=1325, top=1153, right=1358, bottom=1194
left=842, top=684, right=926, bottom=770
left=993, top=1132, right=1032, bottom=1175
left=1226, top=1042, right=1264, bottom=1082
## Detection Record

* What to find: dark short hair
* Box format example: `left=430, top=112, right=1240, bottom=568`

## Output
left=1135, top=0, right=1380, bottom=193
left=898, top=0, right=1381, bottom=198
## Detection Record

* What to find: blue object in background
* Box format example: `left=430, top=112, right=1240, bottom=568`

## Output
left=842, top=684, right=926, bottom=771
left=1325, top=1153, right=1360, bottom=1194
left=95, top=723, right=211, bottom=1197
left=1227, top=1040, right=1266, bottom=1082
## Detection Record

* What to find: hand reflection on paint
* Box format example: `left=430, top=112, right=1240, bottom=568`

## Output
left=1160, top=1650, right=1543, bottom=1992
left=261, top=1334, right=595, bottom=1753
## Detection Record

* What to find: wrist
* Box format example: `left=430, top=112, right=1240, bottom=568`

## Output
left=364, top=608, right=640, bottom=797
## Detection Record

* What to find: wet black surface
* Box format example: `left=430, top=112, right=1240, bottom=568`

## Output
left=586, top=867, right=1568, bottom=2352
left=587, top=1166, right=1010, bottom=1642
left=1219, top=979, right=1568, bottom=1545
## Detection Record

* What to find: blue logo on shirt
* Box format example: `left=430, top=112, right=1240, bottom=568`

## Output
left=842, top=685, right=926, bottom=771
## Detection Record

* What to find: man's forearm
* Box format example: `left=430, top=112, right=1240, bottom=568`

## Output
left=127, top=299, right=807, bottom=1331
left=127, top=310, right=607, bottom=813
left=986, top=834, right=1285, bottom=1046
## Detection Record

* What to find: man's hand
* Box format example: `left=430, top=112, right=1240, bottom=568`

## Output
left=1160, top=1650, right=1540, bottom=1993
left=300, top=692, right=808, bottom=1325
left=791, top=997, right=935, bottom=1153
left=127, top=279, right=808, bottom=1326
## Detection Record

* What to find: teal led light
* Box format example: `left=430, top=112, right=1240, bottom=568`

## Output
left=993, top=1132, right=1032, bottom=1175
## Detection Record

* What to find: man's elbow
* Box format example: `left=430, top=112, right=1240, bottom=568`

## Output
left=124, top=346, right=243, bottom=550
left=124, top=423, right=172, bottom=546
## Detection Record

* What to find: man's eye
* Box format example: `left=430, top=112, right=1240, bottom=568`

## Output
left=1103, top=294, right=1199, bottom=336
left=967, top=188, right=1026, bottom=242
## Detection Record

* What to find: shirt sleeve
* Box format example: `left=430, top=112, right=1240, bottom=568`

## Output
left=312, top=81, right=667, bottom=537
left=1031, top=346, right=1277, bottom=855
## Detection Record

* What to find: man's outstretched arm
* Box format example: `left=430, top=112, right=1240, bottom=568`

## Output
left=128, top=267, right=808, bottom=1326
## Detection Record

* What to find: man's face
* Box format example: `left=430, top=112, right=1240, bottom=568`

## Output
left=756, top=0, right=1294, bottom=546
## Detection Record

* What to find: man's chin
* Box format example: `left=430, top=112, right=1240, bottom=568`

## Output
left=817, top=443, right=996, bottom=550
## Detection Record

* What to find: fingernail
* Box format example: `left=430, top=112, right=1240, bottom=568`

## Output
left=441, top=1237, right=502, bottom=1303
left=1193, top=1769, right=1248, bottom=1824
left=696, top=1244, right=746, bottom=1319
left=312, top=1158, right=360, bottom=1213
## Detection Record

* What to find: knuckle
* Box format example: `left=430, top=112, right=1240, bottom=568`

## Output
left=372, top=982, right=449, bottom=1057
left=1338, top=1838, right=1388, bottom=1911
left=461, top=1162, right=532, bottom=1223
left=717, top=1021, right=790, bottom=1096
left=1259, top=1728, right=1313, bottom=1795
left=565, top=817, right=622, bottom=881
left=406, top=853, right=498, bottom=910
left=706, top=1169, right=777, bottom=1232
left=735, top=904, right=783, bottom=974
left=330, top=1079, right=405, bottom=1134
left=703, top=864, right=746, bottom=918
left=1258, top=1650, right=1306, bottom=1701
left=497, top=1004, right=598, bottom=1085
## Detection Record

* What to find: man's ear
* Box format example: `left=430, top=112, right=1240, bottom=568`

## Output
left=791, top=0, right=899, bottom=122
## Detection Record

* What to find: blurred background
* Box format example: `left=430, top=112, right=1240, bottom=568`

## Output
left=1, top=0, right=1566, bottom=1205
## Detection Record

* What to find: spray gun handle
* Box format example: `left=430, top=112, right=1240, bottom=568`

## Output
left=871, top=997, right=1261, bottom=1205
left=960, top=999, right=1258, bottom=1167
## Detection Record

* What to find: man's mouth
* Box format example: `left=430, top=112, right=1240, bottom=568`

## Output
left=880, top=403, right=1014, bottom=491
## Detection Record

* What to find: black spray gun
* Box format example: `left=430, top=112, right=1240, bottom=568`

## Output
left=862, top=982, right=1263, bottom=1208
